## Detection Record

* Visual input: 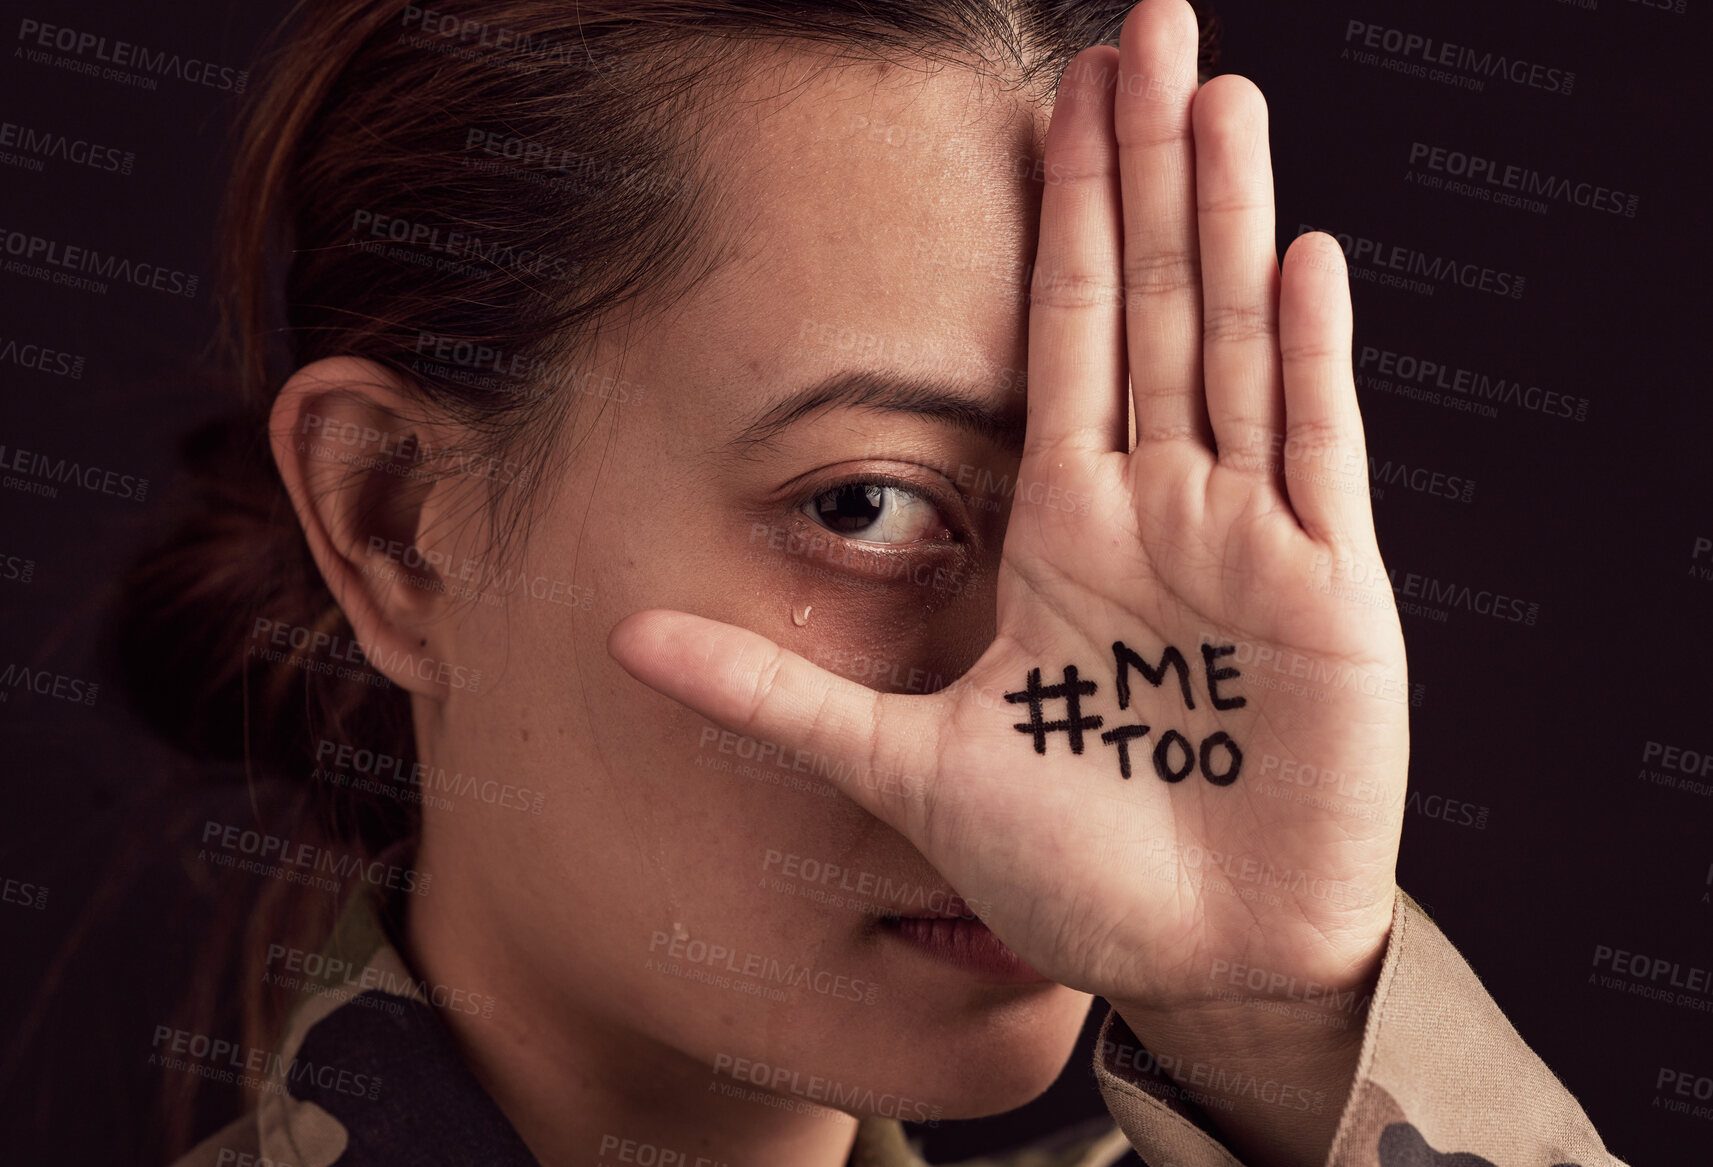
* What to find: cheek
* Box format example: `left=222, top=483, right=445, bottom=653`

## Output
left=766, top=568, right=997, bottom=697
left=450, top=580, right=887, bottom=887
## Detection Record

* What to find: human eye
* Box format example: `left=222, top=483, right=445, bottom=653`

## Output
left=798, top=475, right=951, bottom=547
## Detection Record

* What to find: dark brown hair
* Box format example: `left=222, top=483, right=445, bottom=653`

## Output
left=115, top=0, right=1219, bottom=1154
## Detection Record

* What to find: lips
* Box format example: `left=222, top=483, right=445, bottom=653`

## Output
left=877, top=912, right=1052, bottom=984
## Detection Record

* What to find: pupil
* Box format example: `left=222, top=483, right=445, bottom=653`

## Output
left=816, top=484, right=885, bottom=532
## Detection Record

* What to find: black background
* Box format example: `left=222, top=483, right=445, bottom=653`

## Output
left=1, top=0, right=1709, bottom=1164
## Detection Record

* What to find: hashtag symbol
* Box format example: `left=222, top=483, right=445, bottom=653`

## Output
left=1005, top=665, right=1103, bottom=754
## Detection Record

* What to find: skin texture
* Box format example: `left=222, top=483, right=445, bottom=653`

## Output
left=267, top=3, right=1408, bottom=1166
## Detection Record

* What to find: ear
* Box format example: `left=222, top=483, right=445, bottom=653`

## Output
left=268, top=356, right=491, bottom=699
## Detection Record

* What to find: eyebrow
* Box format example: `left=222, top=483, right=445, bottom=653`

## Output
left=726, top=369, right=1026, bottom=455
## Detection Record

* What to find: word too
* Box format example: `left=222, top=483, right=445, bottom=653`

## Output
left=1005, top=640, right=1246, bottom=785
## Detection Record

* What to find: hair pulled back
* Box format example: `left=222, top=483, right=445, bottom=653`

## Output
left=112, top=0, right=1218, bottom=1148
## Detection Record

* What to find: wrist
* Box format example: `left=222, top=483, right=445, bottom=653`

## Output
left=1100, top=904, right=1395, bottom=1167
left=1113, top=891, right=1395, bottom=1019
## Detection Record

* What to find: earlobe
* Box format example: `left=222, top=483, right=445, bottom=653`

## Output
left=267, top=356, right=480, bottom=700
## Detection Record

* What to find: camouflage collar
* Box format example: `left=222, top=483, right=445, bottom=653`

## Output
left=251, top=877, right=1132, bottom=1167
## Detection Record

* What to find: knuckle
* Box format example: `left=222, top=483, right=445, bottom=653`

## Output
left=743, top=645, right=791, bottom=728
left=1030, top=268, right=1122, bottom=311
left=1136, top=422, right=1202, bottom=446
left=1281, top=417, right=1347, bottom=461
left=1122, top=249, right=1200, bottom=297
left=1214, top=418, right=1282, bottom=475
left=1202, top=301, right=1276, bottom=346
left=1113, top=106, right=1191, bottom=149
left=1042, top=137, right=1117, bottom=188
left=1219, top=447, right=1275, bottom=477
left=1280, top=336, right=1349, bottom=365
left=1196, top=192, right=1269, bottom=218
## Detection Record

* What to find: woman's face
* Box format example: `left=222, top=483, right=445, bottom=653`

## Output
left=407, top=53, right=1091, bottom=1124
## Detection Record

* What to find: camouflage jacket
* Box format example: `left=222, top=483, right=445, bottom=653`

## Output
left=172, top=884, right=1625, bottom=1167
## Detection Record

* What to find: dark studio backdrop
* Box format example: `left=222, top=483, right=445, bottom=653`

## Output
left=0, top=0, right=1708, bottom=1163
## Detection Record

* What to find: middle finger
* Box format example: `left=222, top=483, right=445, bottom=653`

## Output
left=1115, top=0, right=1210, bottom=453
left=1192, top=75, right=1282, bottom=480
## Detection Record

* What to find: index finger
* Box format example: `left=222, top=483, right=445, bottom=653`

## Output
left=607, top=609, right=946, bottom=835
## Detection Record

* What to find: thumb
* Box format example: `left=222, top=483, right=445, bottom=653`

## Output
left=607, top=609, right=945, bottom=834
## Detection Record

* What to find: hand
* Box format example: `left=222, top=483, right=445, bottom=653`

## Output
left=610, top=0, right=1406, bottom=1116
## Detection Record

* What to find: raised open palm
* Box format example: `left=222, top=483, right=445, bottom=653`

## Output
left=610, top=0, right=1408, bottom=1016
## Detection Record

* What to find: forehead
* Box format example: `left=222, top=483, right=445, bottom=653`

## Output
left=643, top=51, right=1050, bottom=402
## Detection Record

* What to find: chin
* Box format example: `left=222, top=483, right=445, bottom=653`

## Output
left=863, top=983, right=1095, bottom=1122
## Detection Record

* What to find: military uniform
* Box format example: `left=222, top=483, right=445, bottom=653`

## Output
left=171, top=882, right=1625, bottom=1167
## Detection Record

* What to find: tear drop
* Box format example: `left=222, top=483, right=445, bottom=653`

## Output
left=792, top=604, right=812, bottom=627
